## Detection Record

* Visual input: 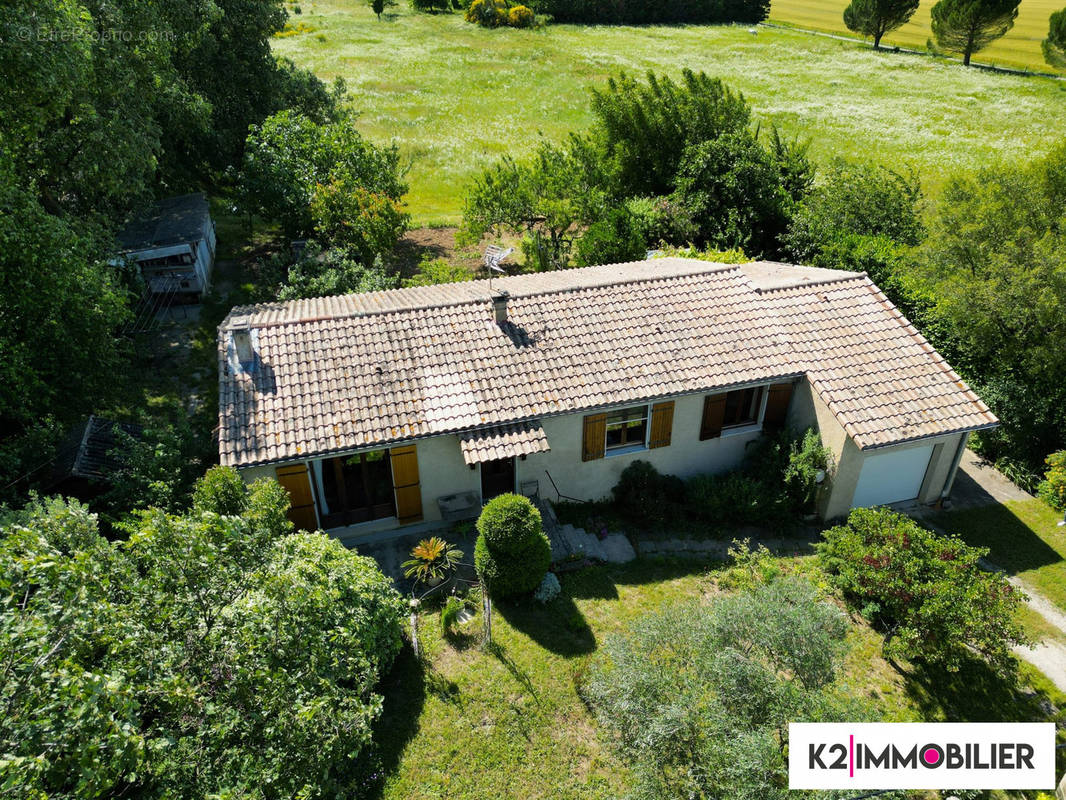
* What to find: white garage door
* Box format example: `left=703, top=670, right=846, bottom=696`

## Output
left=852, top=445, right=935, bottom=508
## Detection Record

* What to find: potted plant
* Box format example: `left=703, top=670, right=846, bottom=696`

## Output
left=403, top=536, right=463, bottom=586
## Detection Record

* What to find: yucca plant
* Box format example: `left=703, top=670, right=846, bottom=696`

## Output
left=402, top=537, right=464, bottom=585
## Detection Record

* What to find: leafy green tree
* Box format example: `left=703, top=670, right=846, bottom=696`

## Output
left=671, top=131, right=794, bottom=256
left=278, top=242, right=398, bottom=300
left=474, top=493, right=550, bottom=598
left=920, top=144, right=1066, bottom=482
left=588, top=69, right=752, bottom=198
left=1043, top=8, right=1066, bottom=67
left=818, top=507, right=1029, bottom=673
left=238, top=109, right=406, bottom=240
left=311, top=174, right=410, bottom=264
left=784, top=159, right=924, bottom=261
left=0, top=167, right=130, bottom=494
left=572, top=206, right=647, bottom=267
left=460, top=142, right=607, bottom=270
left=931, top=0, right=1021, bottom=65
left=0, top=489, right=404, bottom=798
left=582, top=578, right=865, bottom=800
left=843, top=0, right=921, bottom=49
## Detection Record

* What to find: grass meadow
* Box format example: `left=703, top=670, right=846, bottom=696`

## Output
left=770, top=0, right=1065, bottom=74
left=273, top=2, right=1066, bottom=225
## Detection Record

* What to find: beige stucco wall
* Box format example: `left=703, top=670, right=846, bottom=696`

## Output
left=238, top=379, right=971, bottom=538
left=517, top=393, right=763, bottom=504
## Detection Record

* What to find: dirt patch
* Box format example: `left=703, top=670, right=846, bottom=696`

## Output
left=389, top=227, right=484, bottom=279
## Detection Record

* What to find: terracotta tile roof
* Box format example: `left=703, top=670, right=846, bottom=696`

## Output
left=458, top=420, right=550, bottom=465
left=217, top=258, right=996, bottom=467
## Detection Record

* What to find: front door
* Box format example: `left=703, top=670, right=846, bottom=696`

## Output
left=481, top=457, right=515, bottom=502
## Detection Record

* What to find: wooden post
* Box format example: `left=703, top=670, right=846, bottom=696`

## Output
left=481, top=580, right=492, bottom=648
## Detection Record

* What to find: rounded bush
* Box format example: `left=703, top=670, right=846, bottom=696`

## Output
left=465, top=0, right=508, bottom=26
left=474, top=493, right=550, bottom=598
left=508, top=4, right=535, bottom=26
left=192, top=465, right=248, bottom=517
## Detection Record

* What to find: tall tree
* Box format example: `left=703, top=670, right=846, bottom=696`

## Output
left=1043, top=8, right=1066, bottom=67
left=843, top=0, right=921, bottom=49
left=930, top=0, right=1020, bottom=66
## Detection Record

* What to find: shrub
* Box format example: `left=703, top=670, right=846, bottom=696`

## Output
left=277, top=242, right=398, bottom=301
left=533, top=571, right=561, bottom=603
left=1037, top=450, right=1066, bottom=511
left=783, top=429, right=833, bottom=512
left=818, top=507, right=1029, bottom=673
left=582, top=578, right=860, bottom=799
left=441, top=594, right=464, bottom=634
left=611, top=460, right=684, bottom=527
left=412, top=0, right=450, bottom=11
left=508, top=4, right=535, bottom=25
left=466, top=0, right=508, bottom=25
left=572, top=206, right=647, bottom=267
left=402, top=256, right=473, bottom=287
left=474, top=493, right=551, bottom=598
left=685, top=470, right=786, bottom=525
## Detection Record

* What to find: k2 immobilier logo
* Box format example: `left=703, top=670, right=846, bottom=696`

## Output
left=789, top=722, right=1056, bottom=790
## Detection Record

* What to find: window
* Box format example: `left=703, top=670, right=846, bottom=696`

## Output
left=605, top=405, right=649, bottom=453
left=723, top=386, right=764, bottom=428
left=319, top=449, right=395, bottom=527
left=701, top=385, right=767, bottom=440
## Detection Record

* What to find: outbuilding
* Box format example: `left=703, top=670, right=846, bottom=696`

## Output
left=117, top=193, right=216, bottom=301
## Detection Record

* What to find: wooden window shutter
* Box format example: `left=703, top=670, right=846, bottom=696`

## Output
left=763, top=382, right=795, bottom=431
left=389, top=445, right=423, bottom=524
left=582, top=413, right=607, bottom=461
left=649, top=401, right=675, bottom=449
left=700, top=394, right=727, bottom=440
left=274, top=464, right=318, bottom=532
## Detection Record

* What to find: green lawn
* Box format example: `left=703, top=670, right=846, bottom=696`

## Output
left=770, top=0, right=1065, bottom=74
left=273, top=3, right=1066, bottom=225
left=371, top=557, right=1065, bottom=799
left=938, top=498, right=1066, bottom=615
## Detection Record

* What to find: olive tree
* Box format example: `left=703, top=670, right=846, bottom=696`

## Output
left=582, top=578, right=866, bottom=800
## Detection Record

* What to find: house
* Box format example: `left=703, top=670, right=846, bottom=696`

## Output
left=217, top=258, right=997, bottom=537
left=116, top=193, right=216, bottom=300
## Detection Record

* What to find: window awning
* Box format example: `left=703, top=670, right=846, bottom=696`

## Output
left=459, top=420, right=550, bottom=466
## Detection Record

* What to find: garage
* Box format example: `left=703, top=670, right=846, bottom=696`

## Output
left=851, top=444, right=935, bottom=508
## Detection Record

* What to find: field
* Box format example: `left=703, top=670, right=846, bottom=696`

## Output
left=770, top=0, right=1064, bottom=74
left=273, top=2, right=1066, bottom=225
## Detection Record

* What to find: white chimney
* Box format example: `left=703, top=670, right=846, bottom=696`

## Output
left=492, top=290, right=510, bottom=326
left=230, top=319, right=255, bottom=366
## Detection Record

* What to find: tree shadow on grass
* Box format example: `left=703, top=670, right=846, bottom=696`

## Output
left=496, top=589, right=596, bottom=656
left=936, top=503, right=1062, bottom=575
left=365, top=643, right=425, bottom=796
left=901, top=653, right=1055, bottom=723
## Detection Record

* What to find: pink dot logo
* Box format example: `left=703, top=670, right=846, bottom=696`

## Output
left=920, top=744, right=944, bottom=768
